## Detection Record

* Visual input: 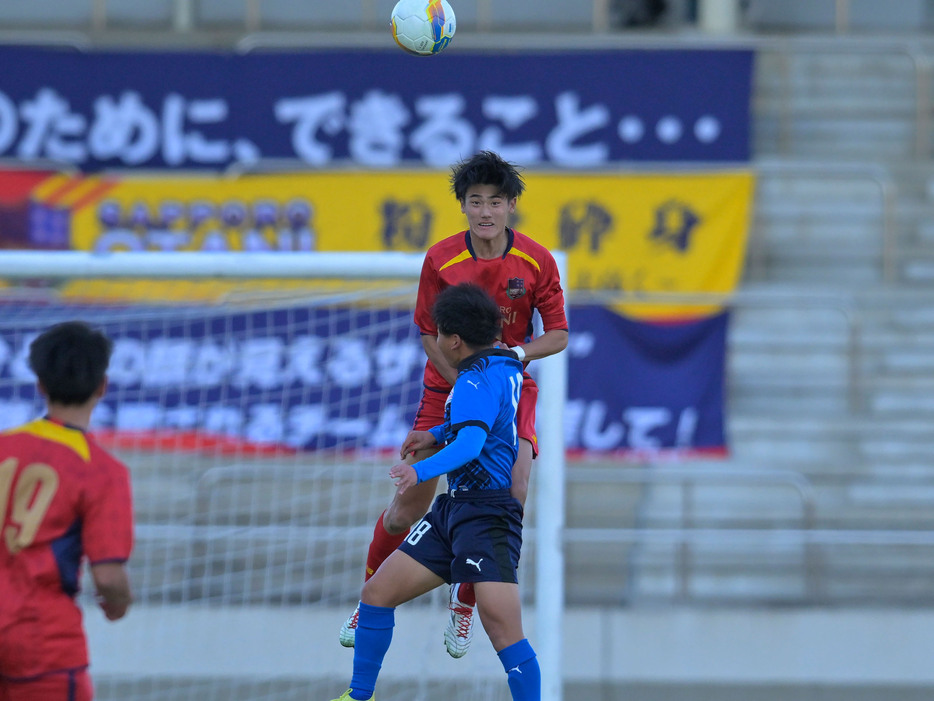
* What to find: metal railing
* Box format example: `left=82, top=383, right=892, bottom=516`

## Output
left=566, top=465, right=821, bottom=600
left=753, top=159, right=898, bottom=283
left=564, top=464, right=934, bottom=605
left=755, top=38, right=934, bottom=162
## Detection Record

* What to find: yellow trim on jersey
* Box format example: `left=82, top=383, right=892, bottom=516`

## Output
left=438, top=247, right=542, bottom=273
left=438, top=250, right=474, bottom=272
left=507, top=248, right=541, bottom=272
left=3, top=419, right=91, bottom=463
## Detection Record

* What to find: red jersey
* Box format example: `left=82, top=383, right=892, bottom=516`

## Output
left=0, top=418, right=133, bottom=679
left=414, top=228, right=568, bottom=391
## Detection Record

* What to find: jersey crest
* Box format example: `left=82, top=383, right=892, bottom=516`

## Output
left=506, top=277, right=526, bottom=299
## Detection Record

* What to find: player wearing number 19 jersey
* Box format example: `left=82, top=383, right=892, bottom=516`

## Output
left=0, top=322, right=133, bottom=701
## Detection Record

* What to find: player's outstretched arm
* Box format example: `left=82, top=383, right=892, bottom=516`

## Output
left=91, top=561, right=133, bottom=621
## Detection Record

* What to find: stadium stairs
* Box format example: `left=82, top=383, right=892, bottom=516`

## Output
left=612, top=37, right=934, bottom=610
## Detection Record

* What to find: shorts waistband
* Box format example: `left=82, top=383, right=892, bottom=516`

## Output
left=446, top=488, right=512, bottom=500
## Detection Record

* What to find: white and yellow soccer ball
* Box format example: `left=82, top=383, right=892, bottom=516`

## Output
left=390, top=0, right=456, bottom=56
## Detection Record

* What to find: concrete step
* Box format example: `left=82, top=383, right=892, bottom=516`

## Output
left=902, top=257, right=934, bottom=283
left=869, top=384, right=934, bottom=414
left=754, top=122, right=916, bottom=160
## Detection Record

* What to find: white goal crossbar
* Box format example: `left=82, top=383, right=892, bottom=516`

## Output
left=0, top=250, right=568, bottom=701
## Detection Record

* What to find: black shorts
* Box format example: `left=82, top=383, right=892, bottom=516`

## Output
left=397, top=489, right=523, bottom=584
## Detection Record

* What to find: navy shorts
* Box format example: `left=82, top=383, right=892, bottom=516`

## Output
left=397, top=489, right=523, bottom=585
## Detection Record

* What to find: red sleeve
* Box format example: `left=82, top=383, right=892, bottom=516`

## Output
left=533, top=249, right=568, bottom=333
left=414, top=248, right=442, bottom=336
left=82, top=451, right=134, bottom=565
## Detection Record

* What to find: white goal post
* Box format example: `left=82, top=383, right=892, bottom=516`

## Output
left=0, top=250, right=567, bottom=701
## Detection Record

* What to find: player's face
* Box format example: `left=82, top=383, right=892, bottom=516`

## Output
left=460, top=185, right=516, bottom=244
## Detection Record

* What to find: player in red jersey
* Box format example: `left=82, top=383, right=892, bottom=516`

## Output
left=340, top=150, right=568, bottom=657
left=0, top=321, right=133, bottom=701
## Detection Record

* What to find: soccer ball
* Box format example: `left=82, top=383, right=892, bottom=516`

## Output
left=390, top=0, right=456, bottom=56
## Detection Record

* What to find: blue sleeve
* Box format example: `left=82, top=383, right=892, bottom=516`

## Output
left=413, top=425, right=487, bottom=483
left=428, top=425, right=445, bottom=445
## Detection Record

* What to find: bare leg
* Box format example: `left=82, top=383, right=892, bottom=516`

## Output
left=475, top=581, right=540, bottom=701
left=362, top=550, right=444, bottom=607
left=341, top=447, right=443, bottom=648
left=509, top=438, right=534, bottom=508
left=345, top=551, right=445, bottom=701
left=473, top=581, right=526, bottom=651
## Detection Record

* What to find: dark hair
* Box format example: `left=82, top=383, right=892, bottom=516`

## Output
left=29, top=321, right=113, bottom=406
left=450, top=150, right=525, bottom=201
left=432, top=283, right=503, bottom=348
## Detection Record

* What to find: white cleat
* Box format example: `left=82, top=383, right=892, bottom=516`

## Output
left=339, top=604, right=359, bottom=648
left=444, top=583, right=475, bottom=658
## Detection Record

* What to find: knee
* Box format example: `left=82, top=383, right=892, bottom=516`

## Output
left=383, top=507, right=415, bottom=535
left=384, top=489, right=432, bottom=534
left=360, top=577, right=383, bottom=606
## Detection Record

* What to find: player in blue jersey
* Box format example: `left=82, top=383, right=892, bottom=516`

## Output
left=329, top=283, right=540, bottom=701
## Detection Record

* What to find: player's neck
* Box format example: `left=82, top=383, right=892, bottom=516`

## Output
left=470, top=231, right=507, bottom=260
left=46, top=404, right=94, bottom=431
left=455, top=343, right=496, bottom=365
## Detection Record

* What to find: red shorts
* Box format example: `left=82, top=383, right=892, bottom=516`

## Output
left=0, top=668, right=92, bottom=701
left=413, top=372, right=539, bottom=457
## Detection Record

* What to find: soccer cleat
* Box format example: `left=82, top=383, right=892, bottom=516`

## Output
left=330, top=689, right=374, bottom=701
left=339, top=604, right=359, bottom=648
left=444, top=583, right=475, bottom=658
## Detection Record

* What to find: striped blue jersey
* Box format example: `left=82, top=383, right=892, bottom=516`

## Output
left=438, top=349, right=524, bottom=491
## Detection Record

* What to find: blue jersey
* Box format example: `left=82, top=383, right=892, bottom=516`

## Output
left=433, top=349, right=523, bottom=491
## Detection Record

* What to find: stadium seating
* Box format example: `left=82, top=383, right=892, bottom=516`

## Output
left=619, top=36, right=934, bottom=606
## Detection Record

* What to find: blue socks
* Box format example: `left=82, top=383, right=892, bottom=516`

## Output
left=349, top=602, right=395, bottom=700
left=348, top=605, right=539, bottom=701
left=497, top=638, right=541, bottom=701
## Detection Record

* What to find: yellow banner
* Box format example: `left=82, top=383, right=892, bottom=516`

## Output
left=27, top=169, right=754, bottom=316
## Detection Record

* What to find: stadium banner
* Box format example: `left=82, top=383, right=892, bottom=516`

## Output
left=0, top=46, right=752, bottom=171
left=0, top=168, right=754, bottom=317
left=566, top=306, right=728, bottom=455
left=0, top=302, right=725, bottom=456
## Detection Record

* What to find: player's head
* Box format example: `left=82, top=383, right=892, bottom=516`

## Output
left=450, top=150, right=525, bottom=202
left=29, top=321, right=113, bottom=406
left=433, top=283, right=503, bottom=351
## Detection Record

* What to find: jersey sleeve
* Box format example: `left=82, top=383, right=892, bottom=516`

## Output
left=413, top=425, right=486, bottom=483
left=413, top=250, right=441, bottom=337
left=533, top=250, right=569, bottom=333
left=82, top=453, right=134, bottom=565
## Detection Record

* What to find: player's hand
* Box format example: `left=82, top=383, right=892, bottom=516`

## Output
left=400, top=430, right=437, bottom=459
left=98, top=595, right=130, bottom=621
left=390, top=463, right=418, bottom=494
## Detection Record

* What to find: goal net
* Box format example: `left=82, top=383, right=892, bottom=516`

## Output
left=0, top=251, right=566, bottom=701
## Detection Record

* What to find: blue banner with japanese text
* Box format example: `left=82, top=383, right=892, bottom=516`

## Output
left=565, top=306, right=728, bottom=456
left=0, top=46, right=752, bottom=171
left=0, top=301, right=725, bottom=456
